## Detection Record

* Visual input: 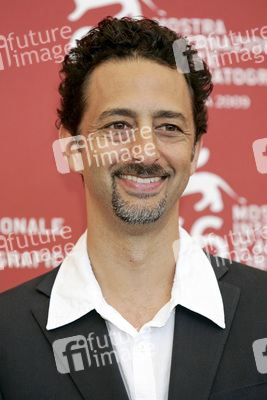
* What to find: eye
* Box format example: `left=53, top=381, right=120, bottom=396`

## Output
left=156, top=124, right=184, bottom=135
left=99, top=121, right=134, bottom=143
left=162, top=124, right=182, bottom=132
left=105, top=122, right=129, bottom=130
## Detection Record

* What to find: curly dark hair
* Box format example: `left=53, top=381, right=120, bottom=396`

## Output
left=56, top=16, right=213, bottom=143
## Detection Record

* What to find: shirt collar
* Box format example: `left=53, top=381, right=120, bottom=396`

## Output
left=46, top=226, right=225, bottom=331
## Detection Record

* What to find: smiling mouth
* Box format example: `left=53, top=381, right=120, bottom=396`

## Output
left=117, top=174, right=166, bottom=184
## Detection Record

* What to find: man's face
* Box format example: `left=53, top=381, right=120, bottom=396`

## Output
left=77, top=58, right=201, bottom=225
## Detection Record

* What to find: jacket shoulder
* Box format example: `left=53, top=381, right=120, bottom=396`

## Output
left=208, top=254, right=267, bottom=318
left=208, top=253, right=267, bottom=286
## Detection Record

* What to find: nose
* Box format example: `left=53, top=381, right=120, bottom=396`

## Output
left=131, top=125, right=161, bottom=165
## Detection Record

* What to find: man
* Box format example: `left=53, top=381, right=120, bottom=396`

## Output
left=0, top=16, right=267, bottom=400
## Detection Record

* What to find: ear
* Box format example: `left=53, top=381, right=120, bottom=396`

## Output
left=190, top=136, right=203, bottom=176
left=59, top=124, right=73, bottom=141
left=59, top=125, right=83, bottom=173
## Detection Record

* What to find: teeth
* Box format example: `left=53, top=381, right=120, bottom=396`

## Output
left=119, top=174, right=163, bottom=183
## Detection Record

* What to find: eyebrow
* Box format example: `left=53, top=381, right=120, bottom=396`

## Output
left=96, top=108, right=189, bottom=128
left=96, top=108, right=137, bottom=123
left=151, top=110, right=189, bottom=129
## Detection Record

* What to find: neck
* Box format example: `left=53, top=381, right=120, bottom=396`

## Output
left=85, top=202, right=179, bottom=330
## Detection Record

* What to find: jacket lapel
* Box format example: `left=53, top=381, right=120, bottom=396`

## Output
left=31, top=255, right=240, bottom=400
left=168, top=257, right=240, bottom=400
left=31, top=270, right=129, bottom=400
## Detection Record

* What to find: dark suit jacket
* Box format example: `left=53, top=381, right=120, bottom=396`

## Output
left=1, top=255, right=267, bottom=400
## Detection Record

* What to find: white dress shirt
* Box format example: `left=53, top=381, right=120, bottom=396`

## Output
left=47, top=226, right=225, bottom=400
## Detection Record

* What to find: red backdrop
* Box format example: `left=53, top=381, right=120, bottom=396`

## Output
left=1, top=0, right=267, bottom=292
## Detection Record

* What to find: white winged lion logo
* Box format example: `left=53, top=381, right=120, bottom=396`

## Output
left=182, top=147, right=246, bottom=212
left=68, top=0, right=165, bottom=21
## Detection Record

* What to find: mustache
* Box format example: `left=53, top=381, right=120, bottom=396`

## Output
left=111, top=163, right=171, bottom=177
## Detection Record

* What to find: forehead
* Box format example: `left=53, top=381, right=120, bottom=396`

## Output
left=82, top=58, right=193, bottom=124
